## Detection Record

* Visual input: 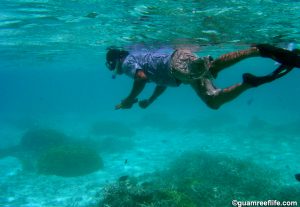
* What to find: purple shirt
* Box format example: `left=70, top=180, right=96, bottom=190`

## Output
left=121, top=49, right=179, bottom=87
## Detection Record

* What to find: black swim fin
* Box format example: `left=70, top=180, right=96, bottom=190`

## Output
left=243, top=65, right=293, bottom=87
left=243, top=73, right=271, bottom=87
left=255, top=44, right=300, bottom=68
left=295, top=173, right=300, bottom=182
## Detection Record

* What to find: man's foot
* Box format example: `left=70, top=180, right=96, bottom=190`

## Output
left=255, top=44, right=300, bottom=68
left=242, top=73, right=271, bottom=87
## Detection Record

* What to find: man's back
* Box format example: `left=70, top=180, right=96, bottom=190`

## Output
left=122, top=49, right=180, bottom=86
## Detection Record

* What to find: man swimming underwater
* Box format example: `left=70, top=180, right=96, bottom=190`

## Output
left=105, top=44, right=300, bottom=110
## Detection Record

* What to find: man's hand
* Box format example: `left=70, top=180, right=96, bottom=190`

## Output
left=115, top=98, right=138, bottom=110
left=135, top=70, right=147, bottom=80
left=138, top=99, right=150, bottom=109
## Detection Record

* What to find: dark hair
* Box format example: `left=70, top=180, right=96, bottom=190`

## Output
left=105, top=48, right=129, bottom=71
left=106, top=48, right=129, bottom=61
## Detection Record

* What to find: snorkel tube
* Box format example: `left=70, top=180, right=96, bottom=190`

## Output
left=106, top=47, right=129, bottom=79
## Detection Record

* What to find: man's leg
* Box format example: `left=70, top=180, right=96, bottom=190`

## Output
left=192, top=64, right=293, bottom=109
left=210, top=47, right=259, bottom=78
left=210, top=45, right=300, bottom=78
left=190, top=79, right=252, bottom=110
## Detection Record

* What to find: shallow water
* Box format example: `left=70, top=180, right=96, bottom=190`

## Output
left=1, top=1, right=300, bottom=206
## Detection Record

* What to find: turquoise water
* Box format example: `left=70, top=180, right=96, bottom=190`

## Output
left=1, top=0, right=300, bottom=206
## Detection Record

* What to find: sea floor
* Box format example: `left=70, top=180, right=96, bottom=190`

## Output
left=0, top=115, right=299, bottom=207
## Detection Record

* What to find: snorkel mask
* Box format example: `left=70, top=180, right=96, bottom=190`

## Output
left=106, top=48, right=129, bottom=79
left=105, top=59, right=118, bottom=79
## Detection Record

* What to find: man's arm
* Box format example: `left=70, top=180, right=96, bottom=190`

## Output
left=115, top=70, right=147, bottom=110
left=139, top=85, right=167, bottom=109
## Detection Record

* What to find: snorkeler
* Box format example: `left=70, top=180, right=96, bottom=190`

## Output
left=105, top=44, right=300, bottom=110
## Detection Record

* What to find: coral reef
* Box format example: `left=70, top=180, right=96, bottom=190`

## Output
left=1, top=127, right=113, bottom=174
left=0, top=128, right=70, bottom=171
left=20, top=128, right=68, bottom=154
left=162, top=152, right=280, bottom=206
left=98, top=152, right=300, bottom=207
left=99, top=177, right=196, bottom=207
left=37, top=145, right=103, bottom=177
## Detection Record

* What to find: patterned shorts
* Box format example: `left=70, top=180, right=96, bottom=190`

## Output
left=170, top=49, right=212, bottom=83
left=170, top=49, right=221, bottom=97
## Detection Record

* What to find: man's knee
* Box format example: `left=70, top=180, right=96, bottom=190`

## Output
left=205, top=97, right=221, bottom=110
